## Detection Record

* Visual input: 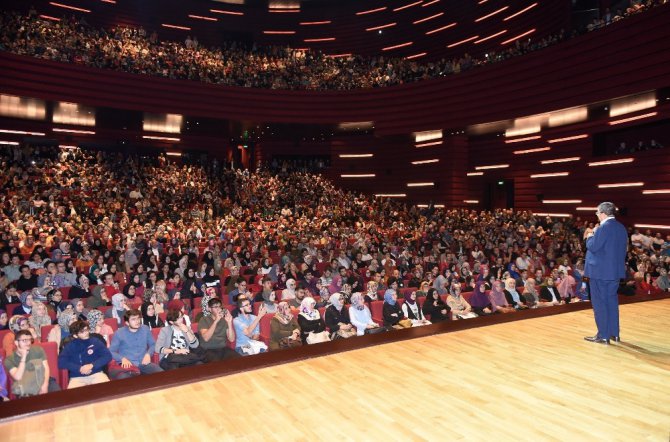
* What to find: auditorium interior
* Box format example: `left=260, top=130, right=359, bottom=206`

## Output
left=0, top=0, right=668, bottom=439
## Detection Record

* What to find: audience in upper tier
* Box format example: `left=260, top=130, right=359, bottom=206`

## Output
left=0, top=141, right=668, bottom=399
left=0, top=0, right=666, bottom=91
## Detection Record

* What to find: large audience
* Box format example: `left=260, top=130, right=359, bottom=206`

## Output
left=0, top=0, right=665, bottom=91
left=0, top=143, right=668, bottom=400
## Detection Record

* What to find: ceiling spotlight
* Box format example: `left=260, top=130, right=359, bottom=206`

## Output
left=378, top=30, right=382, bottom=34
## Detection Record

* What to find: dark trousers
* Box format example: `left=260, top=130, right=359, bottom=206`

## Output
left=589, top=278, right=620, bottom=339
left=204, top=347, right=241, bottom=363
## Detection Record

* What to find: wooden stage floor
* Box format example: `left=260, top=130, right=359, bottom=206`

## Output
left=2, top=299, right=669, bottom=441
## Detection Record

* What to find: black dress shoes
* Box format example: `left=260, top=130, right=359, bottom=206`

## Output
left=584, top=335, right=610, bottom=344
left=610, top=336, right=620, bottom=342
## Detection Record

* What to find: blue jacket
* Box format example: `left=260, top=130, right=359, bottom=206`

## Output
left=584, top=217, right=628, bottom=280
left=58, top=337, right=112, bottom=378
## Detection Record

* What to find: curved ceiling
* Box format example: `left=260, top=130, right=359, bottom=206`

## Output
left=18, top=0, right=570, bottom=60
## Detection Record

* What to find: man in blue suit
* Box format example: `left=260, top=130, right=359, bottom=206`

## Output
left=583, top=202, right=628, bottom=344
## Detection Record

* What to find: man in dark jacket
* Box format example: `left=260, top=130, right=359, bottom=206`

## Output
left=58, top=320, right=112, bottom=388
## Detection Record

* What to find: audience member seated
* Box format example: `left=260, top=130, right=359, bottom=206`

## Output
left=421, top=288, right=451, bottom=323
left=503, top=278, right=529, bottom=310
left=349, top=293, right=383, bottom=335
left=259, top=289, right=278, bottom=314
left=87, top=309, right=114, bottom=347
left=401, top=291, right=431, bottom=326
left=109, top=293, right=129, bottom=326
left=69, top=275, right=93, bottom=300
left=70, top=298, right=89, bottom=321
left=29, top=300, right=51, bottom=341
left=539, top=277, right=564, bottom=306
left=58, top=320, right=112, bottom=388
left=155, top=307, right=204, bottom=370
left=4, top=329, right=60, bottom=397
left=141, top=301, right=165, bottom=329
left=269, top=301, right=302, bottom=350
left=383, top=291, right=409, bottom=329
left=109, top=309, right=163, bottom=379
left=13, top=291, right=33, bottom=316
left=447, top=283, right=478, bottom=320
left=233, top=298, right=267, bottom=354
left=3, top=316, right=33, bottom=358
left=654, top=268, right=670, bottom=292
left=324, top=293, right=356, bottom=339
left=469, top=281, right=493, bottom=315
left=198, top=297, right=238, bottom=362
left=297, top=297, right=328, bottom=344
left=522, top=279, right=541, bottom=308
left=47, top=310, right=76, bottom=351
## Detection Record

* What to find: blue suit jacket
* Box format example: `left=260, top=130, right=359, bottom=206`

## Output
left=584, top=217, right=628, bottom=280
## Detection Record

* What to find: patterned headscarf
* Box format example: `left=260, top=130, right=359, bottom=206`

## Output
left=57, top=309, right=76, bottom=332
left=87, top=309, right=104, bottom=330
left=9, top=315, right=28, bottom=332
left=200, top=287, right=217, bottom=318
left=29, top=301, right=51, bottom=339
left=299, top=297, right=319, bottom=321
left=274, top=301, right=293, bottom=325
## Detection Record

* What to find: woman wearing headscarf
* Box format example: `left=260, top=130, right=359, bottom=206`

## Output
left=12, top=291, right=34, bottom=316
left=281, top=278, right=296, bottom=301
left=47, top=309, right=77, bottom=352
left=199, top=286, right=217, bottom=319
left=364, top=280, right=379, bottom=304
left=469, top=281, right=494, bottom=315
left=556, top=271, right=576, bottom=303
left=29, top=301, right=52, bottom=340
left=261, top=289, right=278, bottom=314
left=128, top=273, right=145, bottom=299
left=489, top=280, right=516, bottom=313
left=503, top=278, right=529, bottom=310
left=447, top=283, right=478, bottom=320
left=70, top=298, right=89, bottom=321
left=3, top=316, right=34, bottom=355
left=382, top=290, right=406, bottom=328
left=181, top=267, right=199, bottom=301
left=109, top=293, right=129, bottom=326
left=141, top=302, right=165, bottom=330
left=421, top=288, right=451, bottom=323
left=325, top=292, right=355, bottom=339
left=46, top=289, right=66, bottom=314
left=522, top=279, right=541, bottom=308
left=401, top=290, right=431, bottom=325
left=348, top=292, right=382, bottom=335
left=0, top=309, right=7, bottom=330
left=297, top=297, right=327, bottom=344
left=202, top=267, right=220, bottom=289
left=122, top=283, right=142, bottom=308
left=415, top=281, right=431, bottom=298
left=69, top=275, right=93, bottom=299
left=87, top=309, right=114, bottom=347
left=269, top=301, right=301, bottom=350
